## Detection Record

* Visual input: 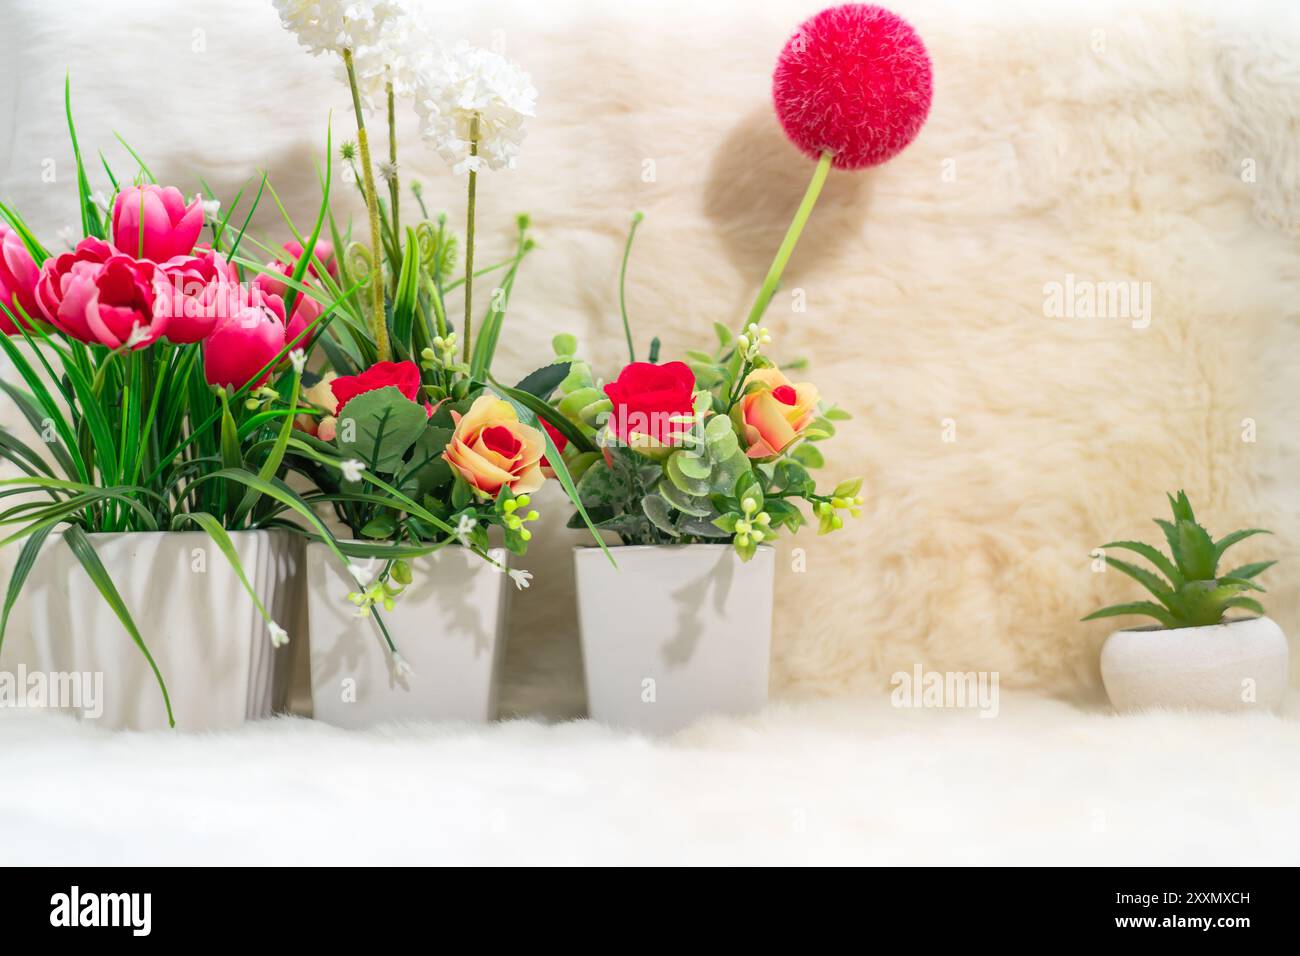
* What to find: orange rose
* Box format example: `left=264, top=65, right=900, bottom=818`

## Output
left=443, top=395, right=546, bottom=497
left=735, top=368, right=819, bottom=459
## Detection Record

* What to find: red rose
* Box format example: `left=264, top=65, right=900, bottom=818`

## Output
left=602, top=361, right=696, bottom=450
left=539, top=416, right=569, bottom=477
left=330, top=360, right=433, bottom=417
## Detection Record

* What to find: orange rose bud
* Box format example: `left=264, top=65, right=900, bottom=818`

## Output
left=735, top=368, right=819, bottom=460
left=443, top=395, right=547, bottom=497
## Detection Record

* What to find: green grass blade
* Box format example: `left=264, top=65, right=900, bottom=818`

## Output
left=62, top=525, right=173, bottom=727
left=0, top=524, right=53, bottom=657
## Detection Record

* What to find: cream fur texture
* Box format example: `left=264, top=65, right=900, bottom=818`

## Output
left=2, top=692, right=1298, bottom=865
left=1, top=0, right=1298, bottom=719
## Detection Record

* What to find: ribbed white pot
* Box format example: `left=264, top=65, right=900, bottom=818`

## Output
left=27, top=530, right=304, bottom=731
left=1100, top=616, right=1290, bottom=713
left=574, top=544, right=774, bottom=734
left=305, top=543, right=509, bottom=727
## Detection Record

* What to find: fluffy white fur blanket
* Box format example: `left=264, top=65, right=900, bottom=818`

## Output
left=3, top=691, right=1297, bottom=865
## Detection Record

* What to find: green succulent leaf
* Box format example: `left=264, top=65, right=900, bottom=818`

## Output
left=1174, top=520, right=1217, bottom=579
left=1100, top=540, right=1182, bottom=587
left=1221, top=596, right=1265, bottom=617
left=1213, top=528, right=1271, bottom=562
left=1081, top=601, right=1179, bottom=629
left=1223, top=560, right=1276, bottom=581
left=1104, top=557, right=1181, bottom=614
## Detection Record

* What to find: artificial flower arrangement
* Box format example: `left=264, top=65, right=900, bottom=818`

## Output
left=0, top=83, right=376, bottom=728
left=1085, top=492, right=1288, bottom=714
left=267, top=0, right=607, bottom=724
left=555, top=3, right=934, bottom=733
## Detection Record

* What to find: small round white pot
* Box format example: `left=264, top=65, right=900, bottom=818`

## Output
left=1100, top=616, right=1289, bottom=714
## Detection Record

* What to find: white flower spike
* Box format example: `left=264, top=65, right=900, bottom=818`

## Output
left=340, top=458, right=366, bottom=482
left=268, top=622, right=289, bottom=647
left=508, top=568, right=533, bottom=591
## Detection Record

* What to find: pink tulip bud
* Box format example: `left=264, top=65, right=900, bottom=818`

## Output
left=203, top=302, right=287, bottom=390
left=0, top=224, right=41, bottom=334
left=111, top=185, right=204, bottom=262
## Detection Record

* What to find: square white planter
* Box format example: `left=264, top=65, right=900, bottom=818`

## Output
left=306, top=543, right=510, bottom=726
left=574, top=544, right=775, bottom=734
left=26, top=530, right=304, bottom=731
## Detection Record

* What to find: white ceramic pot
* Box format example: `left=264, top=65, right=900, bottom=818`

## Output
left=1100, top=616, right=1290, bottom=713
left=573, top=544, right=775, bottom=734
left=305, top=543, right=509, bottom=727
left=27, top=530, right=304, bottom=731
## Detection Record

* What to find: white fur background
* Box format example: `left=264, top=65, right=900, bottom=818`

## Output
left=1, top=0, right=1299, bottom=720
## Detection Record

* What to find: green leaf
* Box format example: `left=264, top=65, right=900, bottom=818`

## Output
left=513, top=362, right=571, bottom=400
left=666, top=451, right=710, bottom=497
left=678, top=517, right=731, bottom=538
left=391, top=226, right=421, bottom=348
left=1216, top=575, right=1264, bottom=593
left=1222, top=596, right=1265, bottom=617
left=1167, top=490, right=1195, bottom=524
left=641, top=494, right=680, bottom=537
left=1104, top=556, right=1180, bottom=613
left=833, top=477, right=863, bottom=499
left=1175, top=520, right=1217, bottom=579
left=675, top=450, right=712, bottom=480
left=218, top=389, right=243, bottom=470
left=712, top=513, right=740, bottom=533
left=234, top=366, right=303, bottom=525
left=577, top=459, right=631, bottom=504
left=658, top=478, right=712, bottom=516
left=713, top=322, right=733, bottom=348
left=336, top=386, right=428, bottom=473
left=1081, top=601, right=1178, bottom=628
left=361, top=515, right=398, bottom=539
left=170, top=512, right=277, bottom=634
left=65, top=75, right=104, bottom=239
left=1223, top=560, right=1276, bottom=581
left=0, top=524, right=53, bottom=657
left=1213, top=528, right=1271, bottom=562
left=62, top=525, right=173, bottom=727
left=1100, top=540, right=1182, bottom=587
left=792, top=444, right=824, bottom=469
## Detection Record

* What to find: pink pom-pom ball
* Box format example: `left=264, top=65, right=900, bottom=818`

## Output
left=772, top=4, right=933, bottom=170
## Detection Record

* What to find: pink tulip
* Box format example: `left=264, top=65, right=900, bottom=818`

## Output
left=0, top=224, right=42, bottom=334
left=156, top=247, right=240, bottom=343
left=203, top=302, right=287, bottom=390
left=36, top=238, right=168, bottom=348
left=283, top=239, right=337, bottom=280
left=111, top=185, right=204, bottom=262
left=256, top=283, right=322, bottom=352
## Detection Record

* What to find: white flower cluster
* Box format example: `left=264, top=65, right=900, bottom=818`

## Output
left=272, top=0, right=403, bottom=56
left=273, top=0, right=430, bottom=111
left=414, top=41, right=538, bottom=173
left=273, top=1, right=537, bottom=169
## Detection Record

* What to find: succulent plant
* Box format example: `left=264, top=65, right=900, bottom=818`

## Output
left=1083, top=491, right=1274, bottom=629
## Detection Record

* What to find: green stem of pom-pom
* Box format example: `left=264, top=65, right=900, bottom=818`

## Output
left=741, top=149, right=833, bottom=334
